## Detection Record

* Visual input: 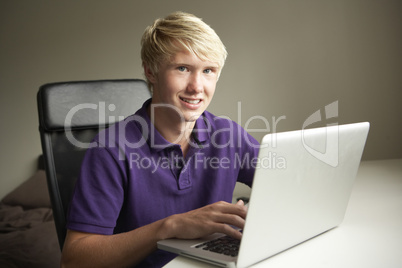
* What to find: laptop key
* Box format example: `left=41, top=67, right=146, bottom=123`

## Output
left=196, top=236, right=240, bottom=257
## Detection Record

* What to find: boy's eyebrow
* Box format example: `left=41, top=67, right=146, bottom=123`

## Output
left=169, top=62, right=219, bottom=68
left=206, top=65, right=219, bottom=69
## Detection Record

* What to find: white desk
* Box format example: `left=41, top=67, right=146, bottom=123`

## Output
left=165, top=159, right=402, bottom=268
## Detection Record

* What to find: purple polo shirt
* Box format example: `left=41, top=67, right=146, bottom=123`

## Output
left=67, top=99, right=259, bottom=267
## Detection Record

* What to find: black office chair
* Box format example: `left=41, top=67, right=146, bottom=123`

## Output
left=37, top=79, right=150, bottom=250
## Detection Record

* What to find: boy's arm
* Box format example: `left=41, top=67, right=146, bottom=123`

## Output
left=61, top=200, right=246, bottom=267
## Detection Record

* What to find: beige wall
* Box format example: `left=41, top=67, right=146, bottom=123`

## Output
left=1, top=0, right=401, bottom=199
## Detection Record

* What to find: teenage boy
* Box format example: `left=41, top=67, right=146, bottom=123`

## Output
left=61, top=12, right=259, bottom=267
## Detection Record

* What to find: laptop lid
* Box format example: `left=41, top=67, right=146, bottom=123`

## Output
left=158, top=122, right=370, bottom=268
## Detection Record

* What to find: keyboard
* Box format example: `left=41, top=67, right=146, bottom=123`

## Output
left=194, top=235, right=240, bottom=257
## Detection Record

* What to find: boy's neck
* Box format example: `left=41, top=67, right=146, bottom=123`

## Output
left=148, top=105, right=196, bottom=157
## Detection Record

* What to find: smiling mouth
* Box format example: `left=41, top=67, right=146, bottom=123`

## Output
left=180, top=97, right=201, bottom=104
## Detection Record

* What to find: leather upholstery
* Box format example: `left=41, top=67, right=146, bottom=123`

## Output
left=37, top=79, right=150, bottom=250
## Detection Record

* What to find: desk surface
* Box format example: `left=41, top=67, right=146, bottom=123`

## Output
left=165, top=159, right=402, bottom=268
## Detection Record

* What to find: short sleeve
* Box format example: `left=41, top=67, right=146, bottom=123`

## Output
left=236, top=128, right=260, bottom=187
left=66, top=142, right=127, bottom=235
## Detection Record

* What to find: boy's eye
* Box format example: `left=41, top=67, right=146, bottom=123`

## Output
left=178, top=66, right=187, bottom=72
left=204, top=69, right=212, bottom=74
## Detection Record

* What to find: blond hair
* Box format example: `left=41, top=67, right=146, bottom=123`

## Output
left=141, top=11, right=227, bottom=91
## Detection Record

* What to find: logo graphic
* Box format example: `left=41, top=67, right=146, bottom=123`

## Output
left=302, top=101, right=339, bottom=167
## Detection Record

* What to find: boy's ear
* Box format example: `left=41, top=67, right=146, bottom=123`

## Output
left=143, top=64, right=156, bottom=84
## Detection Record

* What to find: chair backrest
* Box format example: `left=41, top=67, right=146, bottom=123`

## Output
left=37, top=79, right=150, bottom=250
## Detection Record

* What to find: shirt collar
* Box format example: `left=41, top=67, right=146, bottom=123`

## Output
left=135, top=98, right=210, bottom=152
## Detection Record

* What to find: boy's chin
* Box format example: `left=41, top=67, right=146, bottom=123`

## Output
left=184, top=113, right=202, bottom=123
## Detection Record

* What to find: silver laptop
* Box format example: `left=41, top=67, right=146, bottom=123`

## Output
left=158, top=122, right=370, bottom=268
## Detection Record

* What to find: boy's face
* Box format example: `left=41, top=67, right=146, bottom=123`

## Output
left=147, top=50, right=220, bottom=124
